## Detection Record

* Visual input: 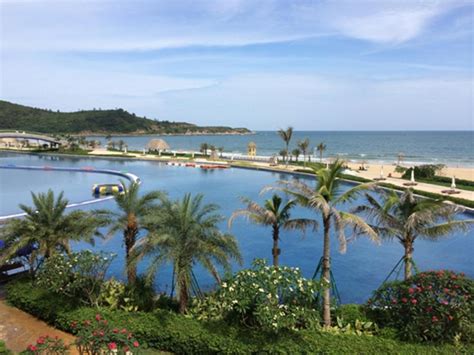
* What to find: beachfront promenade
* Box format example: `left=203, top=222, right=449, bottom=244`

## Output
left=87, top=148, right=474, bottom=203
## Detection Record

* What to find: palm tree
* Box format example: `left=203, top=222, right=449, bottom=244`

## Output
left=279, top=149, right=288, bottom=163
left=354, top=189, right=473, bottom=280
left=106, top=182, right=163, bottom=284
left=317, top=142, right=327, bottom=163
left=0, top=190, right=107, bottom=269
left=269, top=160, right=379, bottom=326
left=278, top=127, right=293, bottom=166
left=133, top=193, right=242, bottom=313
left=292, top=148, right=301, bottom=162
left=218, top=147, right=224, bottom=158
left=229, top=194, right=317, bottom=267
left=297, top=138, right=310, bottom=167
left=200, top=143, right=209, bottom=155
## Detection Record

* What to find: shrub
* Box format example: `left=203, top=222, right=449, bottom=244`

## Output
left=367, top=270, right=473, bottom=343
left=0, top=340, right=13, bottom=354
left=402, top=164, right=445, bottom=180
left=189, top=259, right=321, bottom=332
left=72, top=314, right=141, bottom=354
left=334, top=304, right=369, bottom=324
left=36, top=251, right=115, bottom=306
left=21, top=336, right=69, bottom=355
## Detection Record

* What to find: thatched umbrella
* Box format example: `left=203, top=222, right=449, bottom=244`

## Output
left=146, top=139, right=170, bottom=152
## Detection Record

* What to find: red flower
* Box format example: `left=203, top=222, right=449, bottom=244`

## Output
left=133, top=341, right=139, bottom=348
left=408, top=288, right=415, bottom=294
left=95, top=314, right=101, bottom=321
left=401, top=298, right=408, bottom=303
left=113, top=328, right=119, bottom=333
left=443, top=288, right=450, bottom=293
left=121, top=328, right=127, bottom=334
left=448, top=315, right=454, bottom=321
left=425, top=306, right=433, bottom=312
left=28, top=344, right=38, bottom=351
left=71, top=321, right=77, bottom=328
left=36, top=337, right=45, bottom=344
left=432, top=316, right=439, bottom=322
left=427, top=285, right=432, bottom=290
left=391, top=299, right=397, bottom=304
left=99, top=331, right=105, bottom=337
left=410, top=299, right=417, bottom=305
left=108, top=342, right=117, bottom=350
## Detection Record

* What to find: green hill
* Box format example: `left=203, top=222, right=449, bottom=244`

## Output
left=0, top=100, right=251, bottom=135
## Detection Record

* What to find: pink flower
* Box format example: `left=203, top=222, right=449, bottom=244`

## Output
left=441, top=300, right=449, bottom=305
left=108, top=342, right=117, bottom=350
left=391, top=299, right=397, bottom=304
left=432, top=316, right=439, bottom=323
left=28, top=345, right=38, bottom=351
left=113, top=328, right=119, bottom=333
left=133, top=341, right=139, bottom=348
left=99, top=331, right=105, bottom=337
left=448, top=315, right=454, bottom=321
left=410, top=299, right=417, bottom=305
left=425, top=306, right=433, bottom=312
left=36, top=337, right=45, bottom=345
left=408, top=288, right=415, bottom=294
left=401, top=298, right=408, bottom=303
left=121, top=328, right=127, bottom=334
left=95, top=314, right=101, bottom=321
left=443, top=288, right=450, bottom=293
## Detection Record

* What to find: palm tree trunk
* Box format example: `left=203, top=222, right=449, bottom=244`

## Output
left=404, top=239, right=414, bottom=280
left=322, top=215, right=331, bottom=327
left=272, top=225, right=280, bottom=267
left=124, top=227, right=138, bottom=284
left=320, top=151, right=323, bottom=163
left=285, top=143, right=289, bottom=167
left=178, top=275, right=189, bottom=314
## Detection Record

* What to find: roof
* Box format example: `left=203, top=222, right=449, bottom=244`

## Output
left=146, top=139, right=170, bottom=150
left=248, top=141, right=257, bottom=148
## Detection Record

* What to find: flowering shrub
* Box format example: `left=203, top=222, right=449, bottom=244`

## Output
left=367, top=270, right=473, bottom=342
left=72, top=314, right=141, bottom=354
left=36, top=251, right=115, bottom=306
left=190, top=259, right=321, bottom=332
left=21, top=335, right=69, bottom=354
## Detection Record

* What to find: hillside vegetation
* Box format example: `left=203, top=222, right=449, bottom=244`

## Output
left=0, top=100, right=250, bottom=135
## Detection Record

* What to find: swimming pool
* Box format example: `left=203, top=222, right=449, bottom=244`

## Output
left=1, top=152, right=472, bottom=303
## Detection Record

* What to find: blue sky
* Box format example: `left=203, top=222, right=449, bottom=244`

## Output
left=1, top=0, right=472, bottom=130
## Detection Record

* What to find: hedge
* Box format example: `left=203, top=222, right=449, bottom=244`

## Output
left=6, top=280, right=474, bottom=354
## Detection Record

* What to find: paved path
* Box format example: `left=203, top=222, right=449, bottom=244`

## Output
left=0, top=290, right=77, bottom=353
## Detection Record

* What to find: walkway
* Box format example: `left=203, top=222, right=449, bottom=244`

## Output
left=0, top=290, right=77, bottom=353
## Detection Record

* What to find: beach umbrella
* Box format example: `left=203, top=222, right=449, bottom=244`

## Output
left=380, top=166, right=384, bottom=179
left=146, top=139, right=170, bottom=152
left=326, top=162, right=329, bottom=169
left=411, top=169, right=415, bottom=183
left=451, top=176, right=456, bottom=190
left=142, top=148, right=146, bottom=155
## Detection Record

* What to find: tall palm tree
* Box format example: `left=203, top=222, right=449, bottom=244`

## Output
left=229, top=194, right=317, bottom=266
left=317, top=142, right=327, bottom=163
left=278, top=127, right=293, bottom=166
left=133, top=193, right=242, bottom=313
left=0, top=190, right=107, bottom=269
left=354, top=189, right=473, bottom=280
left=106, top=181, right=163, bottom=284
left=200, top=143, right=209, bottom=155
left=297, top=138, right=310, bottom=167
left=268, top=160, right=379, bottom=326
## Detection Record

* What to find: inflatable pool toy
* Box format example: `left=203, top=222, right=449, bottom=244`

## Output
left=92, top=183, right=124, bottom=196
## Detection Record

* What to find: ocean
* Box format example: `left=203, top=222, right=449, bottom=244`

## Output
left=87, top=131, right=474, bottom=167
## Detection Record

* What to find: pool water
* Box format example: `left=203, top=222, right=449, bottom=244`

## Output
left=1, top=152, right=472, bottom=303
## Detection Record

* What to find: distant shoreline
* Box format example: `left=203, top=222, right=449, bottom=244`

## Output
left=80, top=131, right=255, bottom=137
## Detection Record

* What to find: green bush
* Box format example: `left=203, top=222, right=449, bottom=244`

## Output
left=402, top=165, right=445, bottom=179
left=334, top=304, right=369, bottom=324
left=367, top=270, right=474, bottom=343
left=0, top=340, right=12, bottom=354
left=189, top=259, right=321, bottom=332
left=36, top=251, right=115, bottom=306
left=7, top=279, right=474, bottom=354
